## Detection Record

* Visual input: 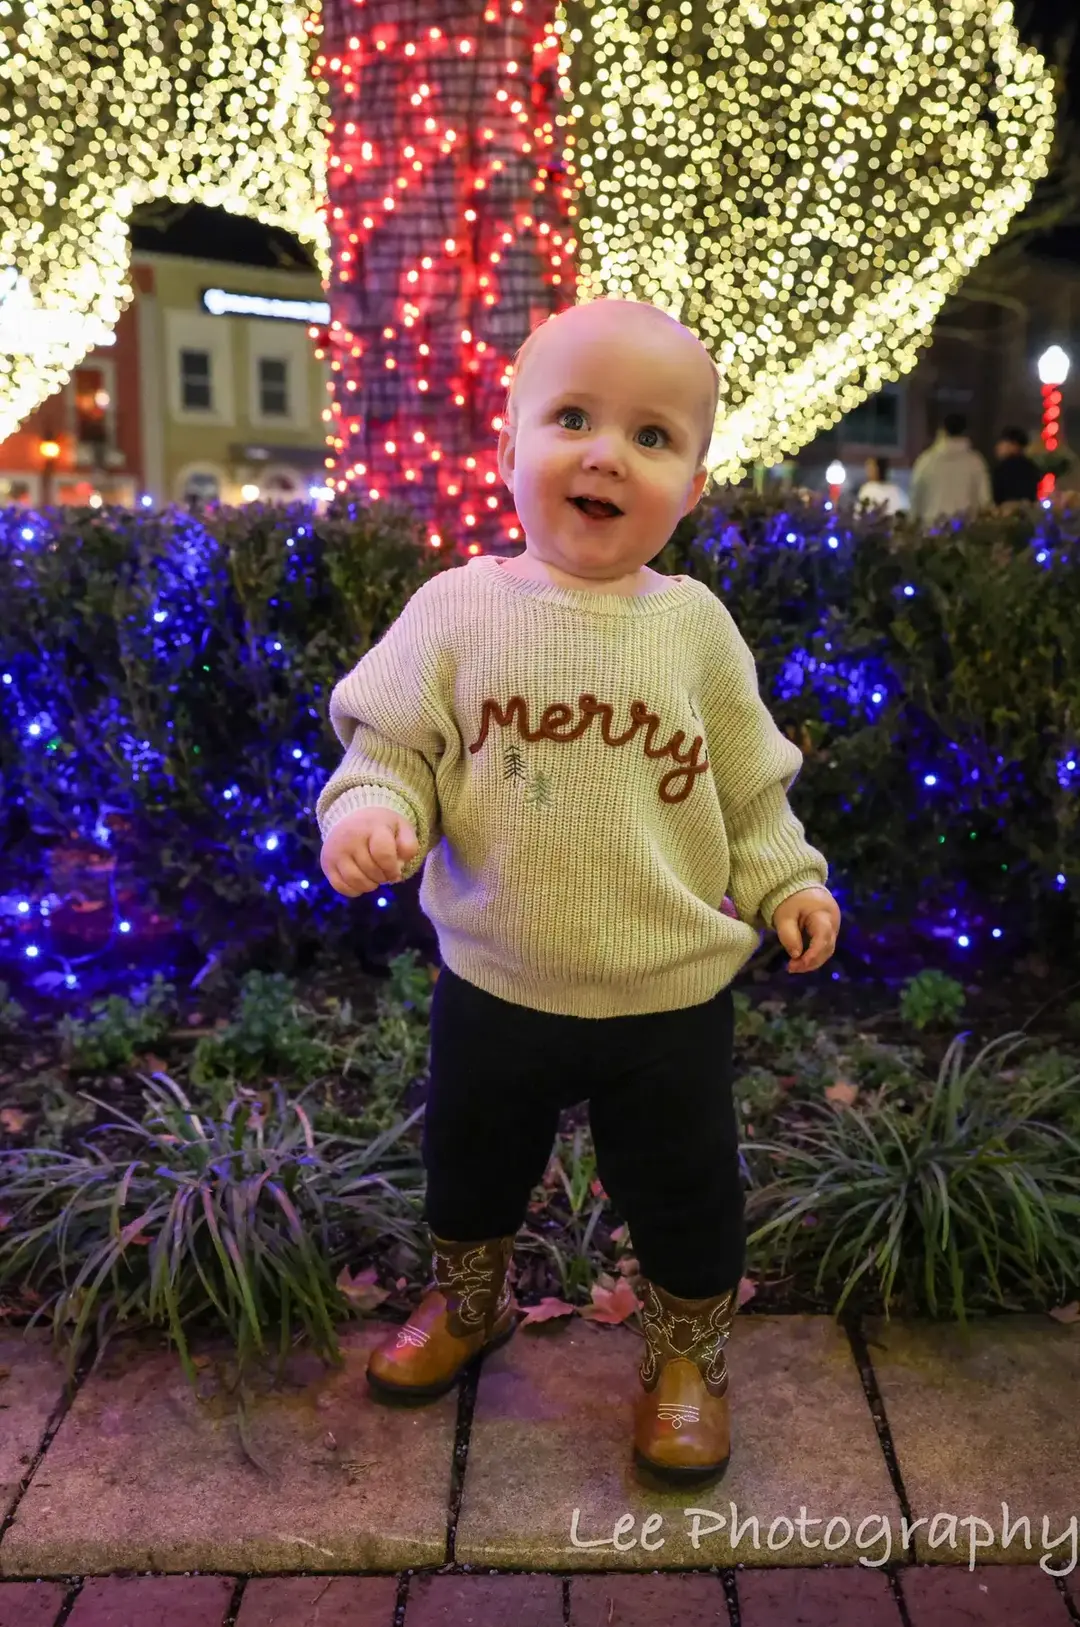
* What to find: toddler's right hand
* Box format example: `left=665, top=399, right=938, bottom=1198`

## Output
left=320, top=806, right=420, bottom=896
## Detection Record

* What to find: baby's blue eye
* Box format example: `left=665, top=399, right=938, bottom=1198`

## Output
left=558, top=408, right=587, bottom=430
left=637, top=425, right=668, bottom=449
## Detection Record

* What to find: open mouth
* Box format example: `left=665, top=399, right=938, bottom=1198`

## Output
left=570, top=495, right=624, bottom=520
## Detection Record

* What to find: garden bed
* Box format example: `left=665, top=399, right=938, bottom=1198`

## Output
left=3, top=939, right=1079, bottom=1367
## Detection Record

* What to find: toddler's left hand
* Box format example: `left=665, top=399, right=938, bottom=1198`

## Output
left=772, top=886, right=841, bottom=973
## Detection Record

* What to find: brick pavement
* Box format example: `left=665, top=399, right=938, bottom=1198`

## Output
left=64, top=1576, right=236, bottom=1627
left=5, top=1567, right=1079, bottom=1625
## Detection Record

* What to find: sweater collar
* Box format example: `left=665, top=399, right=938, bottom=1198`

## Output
left=472, top=555, right=696, bottom=615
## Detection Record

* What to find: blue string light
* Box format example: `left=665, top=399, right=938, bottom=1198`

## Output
left=1, top=496, right=1076, bottom=986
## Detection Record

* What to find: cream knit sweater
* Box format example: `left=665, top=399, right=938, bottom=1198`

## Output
left=316, top=555, right=828, bottom=1018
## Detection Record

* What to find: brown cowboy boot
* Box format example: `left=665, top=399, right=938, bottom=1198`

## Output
left=632, top=1278, right=738, bottom=1483
left=366, top=1232, right=518, bottom=1402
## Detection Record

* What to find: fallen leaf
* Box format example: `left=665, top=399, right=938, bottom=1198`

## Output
left=579, top=1278, right=641, bottom=1325
left=519, top=1297, right=577, bottom=1327
left=737, top=1276, right=757, bottom=1308
left=825, top=1080, right=859, bottom=1107
left=0, top=1107, right=29, bottom=1134
left=1049, top=1302, right=1080, bottom=1325
left=336, top=1265, right=391, bottom=1312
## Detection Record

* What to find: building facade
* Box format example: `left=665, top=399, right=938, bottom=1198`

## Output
left=0, top=249, right=331, bottom=508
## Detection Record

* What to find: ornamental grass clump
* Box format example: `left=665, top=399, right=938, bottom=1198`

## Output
left=745, top=1031, right=1080, bottom=1321
left=0, top=1073, right=426, bottom=1387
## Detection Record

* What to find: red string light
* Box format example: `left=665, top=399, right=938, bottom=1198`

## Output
left=318, top=0, right=577, bottom=555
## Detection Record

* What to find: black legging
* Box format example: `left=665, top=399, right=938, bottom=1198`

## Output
left=421, top=963, right=745, bottom=1299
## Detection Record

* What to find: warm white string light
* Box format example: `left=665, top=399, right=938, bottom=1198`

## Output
left=557, top=0, right=1057, bottom=479
left=0, top=0, right=330, bottom=440
left=0, top=0, right=1058, bottom=479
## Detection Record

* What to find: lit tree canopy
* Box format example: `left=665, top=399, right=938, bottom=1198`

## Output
left=0, top=0, right=1059, bottom=497
left=559, top=0, right=1058, bottom=477
left=0, top=0, right=329, bottom=442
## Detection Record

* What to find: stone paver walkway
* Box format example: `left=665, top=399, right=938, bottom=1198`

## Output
left=2, top=1567, right=1078, bottom=1626
left=1, top=1314, right=1079, bottom=1624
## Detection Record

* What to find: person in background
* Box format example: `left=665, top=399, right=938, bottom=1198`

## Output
left=856, top=455, right=907, bottom=516
left=909, top=413, right=992, bottom=525
left=991, top=426, right=1040, bottom=505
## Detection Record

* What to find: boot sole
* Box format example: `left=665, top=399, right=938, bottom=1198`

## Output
left=366, top=1316, right=518, bottom=1404
left=633, top=1448, right=731, bottom=1487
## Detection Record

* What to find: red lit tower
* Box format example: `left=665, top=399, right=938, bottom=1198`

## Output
left=317, top=0, right=578, bottom=556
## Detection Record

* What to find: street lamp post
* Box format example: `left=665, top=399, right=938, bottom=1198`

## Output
left=1036, top=345, right=1070, bottom=500
left=38, top=438, right=60, bottom=507
left=825, top=459, right=846, bottom=508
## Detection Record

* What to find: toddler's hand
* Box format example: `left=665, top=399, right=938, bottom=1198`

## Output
left=772, top=886, right=841, bottom=973
left=320, top=806, right=420, bottom=896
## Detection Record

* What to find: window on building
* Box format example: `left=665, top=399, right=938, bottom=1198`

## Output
left=258, top=357, right=289, bottom=417
left=836, top=387, right=902, bottom=448
left=73, top=366, right=110, bottom=451
left=182, top=469, right=221, bottom=505
left=180, top=349, right=212, bottom=410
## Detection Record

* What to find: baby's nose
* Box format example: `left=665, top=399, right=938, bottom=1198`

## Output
left=583, top=434, right=626, bottom=470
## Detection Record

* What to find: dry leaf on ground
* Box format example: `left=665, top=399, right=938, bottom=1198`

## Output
left=519, top=1297, right=577, bottom=1327
left=737, top=1277, right=757, bottom=1308
left=825, top=1080, right=859, bottom=1107
left=336, top=1265, right=391, bottom=1312
left=0, top=1107, right=29, bottom=1134
left=579, top=1278, right=641, bottom=1325
left=1048, top=1302, right=1080, bottom=1325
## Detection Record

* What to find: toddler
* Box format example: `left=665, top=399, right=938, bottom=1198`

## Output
left=317, top=298, right=841, bottom=1485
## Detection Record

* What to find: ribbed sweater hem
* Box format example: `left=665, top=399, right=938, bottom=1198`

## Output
left=434, top=929, right=761, bottom=1019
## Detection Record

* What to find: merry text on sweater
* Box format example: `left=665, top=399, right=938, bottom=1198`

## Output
left=467, top=693, right=710, bottom=804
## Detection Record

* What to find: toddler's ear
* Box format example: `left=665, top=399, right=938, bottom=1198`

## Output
left=497, top=427, right=516, bottom=492
left=684, top=465, right=709, bottom=513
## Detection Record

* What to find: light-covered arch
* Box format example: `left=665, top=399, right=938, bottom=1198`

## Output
left=0, top=0, right=330, bottom=441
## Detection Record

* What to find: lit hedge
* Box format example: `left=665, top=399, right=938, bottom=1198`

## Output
left=0, top=494, right=1077, bottom=966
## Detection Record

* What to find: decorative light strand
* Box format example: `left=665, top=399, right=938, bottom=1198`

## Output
left=0, top=0, right=331, bottom=441
left=318, top=0, right=576, bottom=554
left=558, top=0, right=1057, bottom=479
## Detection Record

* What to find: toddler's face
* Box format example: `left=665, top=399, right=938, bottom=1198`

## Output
left=497, top=306, right=714, bottom=583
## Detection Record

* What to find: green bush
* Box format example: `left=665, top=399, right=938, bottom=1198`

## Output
left=0, top=1074, right=427, bottom=1386
left=899, top=969, right=967, bottom=1031
left=329, top=952, right=435, bottom=1134
left=57, top=975, right=176, bottom=1072
left=2, top=492, right=1078, bottom=952
left=744, top=1031, right=1080, bottom=1319
left=187, top=953, right=434, bottom=1137
left=0, top=499, right=451, bottom=950
left=190, top=970, right=333, bottom=1097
